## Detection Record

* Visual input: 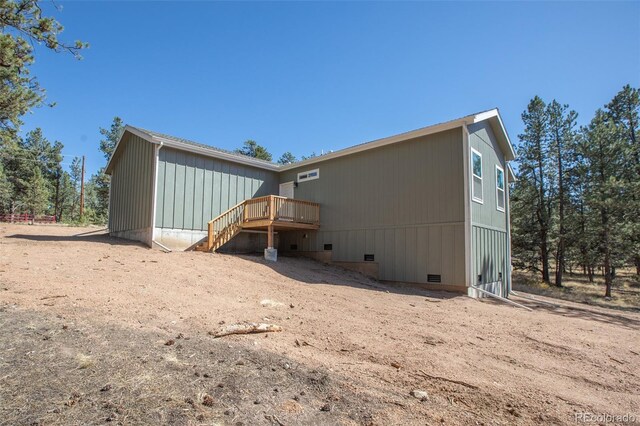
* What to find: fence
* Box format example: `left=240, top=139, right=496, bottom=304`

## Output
left=0, top=214, right=57, bottom=224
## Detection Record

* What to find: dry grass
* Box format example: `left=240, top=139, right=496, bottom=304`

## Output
left=0, top=305, right=375, bottom=426
left=513, top=269, right=640, bottom=312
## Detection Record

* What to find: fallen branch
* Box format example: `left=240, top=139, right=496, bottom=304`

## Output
left=209, top=322, right=282, bottom=338
left=416, top=370, right=479, bottom=390
left=39, top=295, right=67, bottom=300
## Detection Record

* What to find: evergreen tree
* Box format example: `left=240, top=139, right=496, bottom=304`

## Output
left=99, top=117, right=124, bottom=161
left=605, top=85, right=640, bottom=275
left=88, top=117, right=124, bottom=223
left=580, top=110, right=627, bottom=297
left=0, top=163, right=12, bottom=212
left=513, top=96, right=552, bottom=282
left=22, top=166, right=48, bottom=215
left=0, top=0, right=88, bottom=134
left=546, top=100, right=578, bottom=286
left=235, top=140, right=272, bottom=161
left=277, top=151, right=297, bottom=165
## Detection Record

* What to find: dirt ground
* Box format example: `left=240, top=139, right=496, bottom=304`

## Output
left=513, top=270, right=640, bottom=312
left=1, top=224, right=639, bottom=425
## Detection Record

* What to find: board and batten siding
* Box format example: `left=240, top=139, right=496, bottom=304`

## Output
left=278, top=128, right=466, bottom=288
left=155, top=147, right=279, bottom=231
left=468, top=121, right=509, bottom=294
left=108, top=133, right=155, bottom=244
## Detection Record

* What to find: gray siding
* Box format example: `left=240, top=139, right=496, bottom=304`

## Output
left=472, top=226, right=507, bottom=286
left=108, top=133, right=155, bottom=240
left=155, top=147, right=279, bottom=231
left=468, top=121, right=509, bottom=293
left=469, top=121, right=507, bottom=229
left=278, top=128, right=466, bottom=287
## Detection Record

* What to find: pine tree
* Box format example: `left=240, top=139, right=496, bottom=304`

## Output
left=277, top=152, right=297, bottom=165
left=514, top=96, right=552, bottom=282
left=0, top=0, right=87, bottom=134
left=605, top=85, right=640, bottom=275
left=235, top=140, right=272, bottom=161
left=22, top=167, right=49, bottom=216
left=581, top=110, right=627, bottom=297
left=99, top=117, right=124, bottom=161
left=0, top=163, right=12, bottom=212
left=546, top=100, right=578, bottom=286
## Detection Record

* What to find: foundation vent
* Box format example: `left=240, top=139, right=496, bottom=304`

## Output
left=364, top=254, right=375, bottom=261
left=427, top=274, right=441, bottom=283
left=324, top=244, right=332, bottom=251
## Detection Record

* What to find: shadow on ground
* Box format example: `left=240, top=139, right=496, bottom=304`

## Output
left=482, top=295, right=640, bottom=331
left=236, top=253, right=460, bottom=301
left=6, top=230, right=146, bottom=247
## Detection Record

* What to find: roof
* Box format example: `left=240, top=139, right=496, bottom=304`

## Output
left=105, top=108, right=515, bottom=175
left=105, top=126, right=280, bottom=174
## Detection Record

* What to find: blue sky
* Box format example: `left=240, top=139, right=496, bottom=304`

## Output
left=24, top=1, right=640, bottom=175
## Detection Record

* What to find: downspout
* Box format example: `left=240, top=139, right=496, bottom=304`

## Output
left=506, top=161, right=513, bottom=296
left=150, top=141, right=163, bottom=247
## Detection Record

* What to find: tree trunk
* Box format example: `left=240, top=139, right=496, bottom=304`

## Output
left=554, top=127, right=565, bottom=288
left=54, top=175, right=61, bottom=221
left=604, top=254, right=612, bottom=298
left=541, top=236, right=550, bottom=283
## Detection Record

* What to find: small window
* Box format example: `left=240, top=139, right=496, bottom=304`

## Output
left=364, top=254, right=375, bottom=261
left=324, top=244, right=332, bottom=251
left=496, top=165, right=505, bottom=212
left=471, top=148, right=483, bottom=203
left=297, top=168, right=319, bottom=183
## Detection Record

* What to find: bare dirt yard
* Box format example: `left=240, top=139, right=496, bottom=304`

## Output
left=1, top=224, right=639, bottom=425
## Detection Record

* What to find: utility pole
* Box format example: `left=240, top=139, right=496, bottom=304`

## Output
left=79, top=155, right=85, bottom=218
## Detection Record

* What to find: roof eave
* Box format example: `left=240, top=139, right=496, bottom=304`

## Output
left=105, top=125, right=281, bottom=174
left=279, top=118, right=467, bottom=171
left=469, top=109, right=516, bottom=161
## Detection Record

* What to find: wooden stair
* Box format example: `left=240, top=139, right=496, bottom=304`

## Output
left=195, top=195, right=320, bottom=253
left=195, top=200, right=245, bottom=253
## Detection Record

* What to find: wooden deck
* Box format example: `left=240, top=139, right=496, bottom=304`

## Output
left=197, top=195, right=319, bottom=252
left=242, top=195, right=320, bottom=231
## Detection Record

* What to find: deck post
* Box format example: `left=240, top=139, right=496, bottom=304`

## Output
left=264, top=224, right=277, bottom=261
left=267, top=225, right=274, bottom=249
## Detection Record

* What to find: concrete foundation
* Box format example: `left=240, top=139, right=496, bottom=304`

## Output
left=264, top=248, right=278, bottom=262
left=110, top=227, right=153, bottom=247
left=153, top=227, right=277, bottom=252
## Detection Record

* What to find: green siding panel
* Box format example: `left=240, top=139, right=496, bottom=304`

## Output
left=469, top=121, right=507, bottom=230
left=108, top=134, right=154, bottom=234
left=277, top=128, right=466, bottom=286
left=156, top=147, right=279, bottom=231
left=472, top=225, right=508, bottom=291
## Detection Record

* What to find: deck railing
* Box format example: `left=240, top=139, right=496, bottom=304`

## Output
left=243, top=195, right=320, bottom=225
left=202, top=195, right=319, bottom=252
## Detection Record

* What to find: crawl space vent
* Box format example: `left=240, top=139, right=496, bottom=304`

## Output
left=324, top=244, right=333, bottom=251
left=427, top=274, right=441, bottom=283
left=364, top=254, right=375, bottom=262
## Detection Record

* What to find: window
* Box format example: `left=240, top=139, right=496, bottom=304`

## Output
left=496, top=165, right=505, bottom=212
left=471, top=148, right=483, bottom=203
left=297, top=168, right=319, bottom=183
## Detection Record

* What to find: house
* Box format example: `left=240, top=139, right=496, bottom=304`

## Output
left=105, top=108, right=516, bottom=297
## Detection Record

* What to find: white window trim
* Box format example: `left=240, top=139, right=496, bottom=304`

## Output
left=471, top=148, right=483, bottom=204
left=496, top=164, right=505, bottom=212
left=297, top=168, right=319, bottom=183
